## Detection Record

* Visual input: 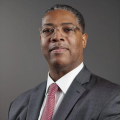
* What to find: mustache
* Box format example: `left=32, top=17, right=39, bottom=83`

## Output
left=49, top=44, right=69, bottom=52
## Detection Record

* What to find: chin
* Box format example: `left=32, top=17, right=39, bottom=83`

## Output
left=51, top=59, right=69, bottom=67
left=54, top=61, right=68, bottom=66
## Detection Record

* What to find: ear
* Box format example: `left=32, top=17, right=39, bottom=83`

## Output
left=40, top=36, right=42, bottom=49
left=82, top=33, right=88, bottom=48
left=40, top=35, right=42, bottom=45
left=40, top=35, right=41, bottom=42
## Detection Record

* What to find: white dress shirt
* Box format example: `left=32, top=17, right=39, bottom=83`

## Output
left=38, top=62, right=84, bottom=120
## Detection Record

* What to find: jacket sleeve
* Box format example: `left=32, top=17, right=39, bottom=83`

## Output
left=98, top=93, right=120, bottom=120
left=7, top=102, right=13, bottom=120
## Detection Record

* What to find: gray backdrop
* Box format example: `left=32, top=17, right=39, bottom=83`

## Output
left=0, top=0, right=120, bottom=119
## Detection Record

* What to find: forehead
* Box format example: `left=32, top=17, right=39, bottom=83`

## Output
left=42, top=10, right=78, bottom=26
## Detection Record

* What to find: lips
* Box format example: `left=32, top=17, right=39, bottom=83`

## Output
left=49, top=46, right=68, bottom=53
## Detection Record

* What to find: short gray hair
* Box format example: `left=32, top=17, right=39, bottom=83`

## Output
left=44, top=4, right=85, bottom=33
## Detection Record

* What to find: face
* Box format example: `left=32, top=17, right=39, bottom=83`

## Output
left=40, top=10, right=88, bottom=71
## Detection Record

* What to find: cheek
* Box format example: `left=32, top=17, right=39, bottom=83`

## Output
left=40, top=39, right=50, bottom=58
left=68, top=36, right=82, bottom=51
left=40, top=38, right=49, bottom=49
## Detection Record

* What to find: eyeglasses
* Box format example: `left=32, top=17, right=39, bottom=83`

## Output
left=39, top=24, right=82, bottom=38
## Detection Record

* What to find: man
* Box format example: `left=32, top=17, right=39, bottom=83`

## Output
left=8, top=4, right=120, bottom=120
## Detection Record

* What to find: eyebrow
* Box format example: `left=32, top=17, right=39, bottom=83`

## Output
left=42, top=23, right=74, bottom=26
left=61, top=23, right=74, bottom=25
left=42, top=23, right=54, bottom=26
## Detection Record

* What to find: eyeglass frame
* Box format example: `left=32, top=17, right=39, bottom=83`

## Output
left=39, top=23, right=83, bottom=38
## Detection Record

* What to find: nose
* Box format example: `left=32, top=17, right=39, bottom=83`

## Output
left=50, top=28, right=64, bottom=42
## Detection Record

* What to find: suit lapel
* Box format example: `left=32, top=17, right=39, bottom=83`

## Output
left=53, top=80, right=86, bottom=120
left=26, top=81, right=47, bottom=120
left=53, top=66, right=91, bottom=120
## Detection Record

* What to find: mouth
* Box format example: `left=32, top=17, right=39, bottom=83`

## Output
left=50, top=46, right=69, bottom=53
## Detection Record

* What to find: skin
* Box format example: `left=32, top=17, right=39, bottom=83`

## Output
left=40, top=10, right=88, bottom=81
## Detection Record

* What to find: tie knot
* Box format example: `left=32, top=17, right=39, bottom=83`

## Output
left=48, top=83, right=58, bottom=96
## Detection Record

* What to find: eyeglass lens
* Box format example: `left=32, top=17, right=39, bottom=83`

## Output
left=41, top=24, right=76, bottom=37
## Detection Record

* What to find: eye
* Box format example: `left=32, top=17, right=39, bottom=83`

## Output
left=43, top=28, right=54, bottom=33
left=63, top=27, right=74, bottom=33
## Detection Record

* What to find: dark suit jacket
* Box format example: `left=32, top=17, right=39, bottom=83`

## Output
left=8, top=66, right=120, bottom=120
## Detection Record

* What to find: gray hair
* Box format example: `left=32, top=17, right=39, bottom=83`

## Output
left=44, top=4, right=85, bottom=33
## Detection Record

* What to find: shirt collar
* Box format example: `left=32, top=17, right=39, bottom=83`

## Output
left=46, top=62, right=84, bottom=94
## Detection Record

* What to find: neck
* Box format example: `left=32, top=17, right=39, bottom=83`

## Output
left=49, top=62, right=82, bottom=82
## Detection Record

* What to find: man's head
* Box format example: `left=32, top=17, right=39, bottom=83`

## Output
left=44, top=4, right=85, bottom=34
left=40, top=4, right=88, bottom=74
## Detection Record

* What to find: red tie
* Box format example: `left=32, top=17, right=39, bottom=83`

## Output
left=41, top=83, right=58, bottom=120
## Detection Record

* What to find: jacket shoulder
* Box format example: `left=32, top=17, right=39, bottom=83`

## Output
left=8, top=81, right=46, bottom=119
left=88, top=73, right=120, bottom=95
left=11, top=81, right=46, bottom=105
